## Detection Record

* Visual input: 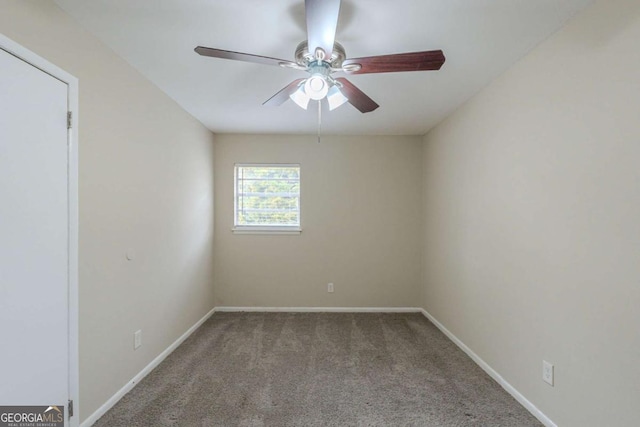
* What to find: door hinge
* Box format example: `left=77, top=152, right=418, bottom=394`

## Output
left=67, top=111, right=72, bottom=129
left=68, top=400, right=74, bottom=418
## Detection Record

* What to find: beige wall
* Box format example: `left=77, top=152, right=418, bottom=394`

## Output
left=0, top=1, right=215, bottom=422
left=421, top=0, right=640, bottom=425
left=214, top=135, right=422, bottom=308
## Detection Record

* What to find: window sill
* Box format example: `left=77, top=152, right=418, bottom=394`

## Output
left=232, top=227, right=302, bottom=235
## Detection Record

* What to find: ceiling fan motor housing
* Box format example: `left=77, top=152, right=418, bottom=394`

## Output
left=294, top=41, right=343, bottom=101
left=295, top=41, right=346, bottom=68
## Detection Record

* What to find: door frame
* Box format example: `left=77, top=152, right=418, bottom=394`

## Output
left=0, top=32, right=79, bottom=427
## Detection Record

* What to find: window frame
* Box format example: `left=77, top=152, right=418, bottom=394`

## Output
left=232, top=163, right=302, bottom=235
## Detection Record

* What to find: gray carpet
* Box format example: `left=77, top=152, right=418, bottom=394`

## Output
left=94, top=313, right=542, bottom=426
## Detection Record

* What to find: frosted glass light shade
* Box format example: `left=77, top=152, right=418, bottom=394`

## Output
left=327, top=85, right=348, bottom=111
left=289, top=85, right=310, bottom=110
left=304, top=75, right=329, bottom=100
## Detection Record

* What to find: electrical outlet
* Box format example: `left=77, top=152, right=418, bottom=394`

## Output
left=134, top=330, right=142, bottom=350
left=328, top=283, right=334, bottom=293
left=542, top=360, right=554, bottom=386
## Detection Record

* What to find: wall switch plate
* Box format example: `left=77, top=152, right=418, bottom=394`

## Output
left=328, top=283, right=334, bottom=293
left=542, top=360, right=554, bottom=386
left=134, top=330, right=142, bottom=350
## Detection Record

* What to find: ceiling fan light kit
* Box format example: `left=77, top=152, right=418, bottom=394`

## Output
left=195, top=0, right=445, bottom=114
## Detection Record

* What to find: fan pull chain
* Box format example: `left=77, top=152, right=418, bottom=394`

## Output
left=317, top=100, right=322, bottom=143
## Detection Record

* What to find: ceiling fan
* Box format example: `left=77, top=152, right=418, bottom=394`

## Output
left=195, top=0, right=445, bottom=113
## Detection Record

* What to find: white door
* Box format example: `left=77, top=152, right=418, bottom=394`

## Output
left=0, top=47, right=70, bottom=415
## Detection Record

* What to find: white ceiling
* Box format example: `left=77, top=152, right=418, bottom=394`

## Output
left=54, top=0, right=593, bottom=136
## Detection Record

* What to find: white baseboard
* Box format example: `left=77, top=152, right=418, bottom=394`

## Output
left=419, top=308, right=557, bottom=427
left=80, top=307, right=216, bottom=427
left=214, top=306, right=423, bottom=313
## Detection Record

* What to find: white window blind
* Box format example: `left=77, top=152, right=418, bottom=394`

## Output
left=234, top=164, right=300, bottom=232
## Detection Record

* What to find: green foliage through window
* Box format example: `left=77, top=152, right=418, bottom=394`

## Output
left=235, top=165, right=300, bottom=227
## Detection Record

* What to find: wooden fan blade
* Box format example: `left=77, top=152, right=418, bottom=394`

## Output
left=263, top=79, right=306, bottom=106
left=195, top=46, right=298, bottom=68
left=335, top=78, right=379, bottom=113
left=305, top=0, right=341, bottom=59
left=342, top=50, right=445, bottom=74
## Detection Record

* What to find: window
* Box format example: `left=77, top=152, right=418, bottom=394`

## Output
left=233, top=164, right=301, bottom=234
